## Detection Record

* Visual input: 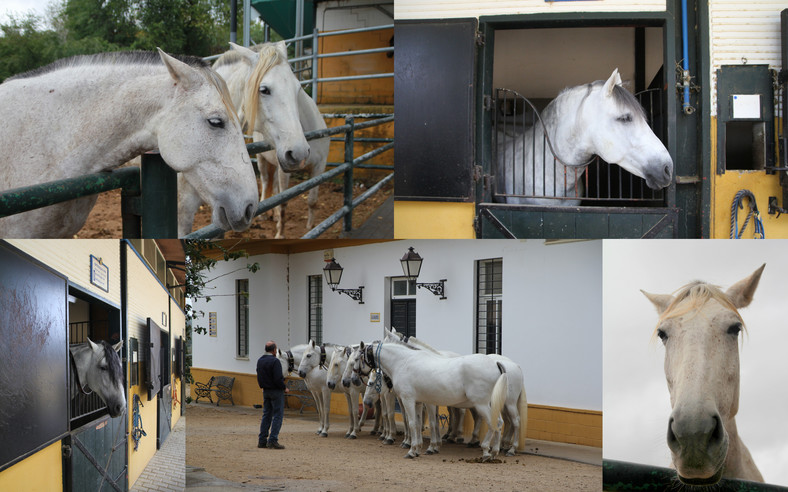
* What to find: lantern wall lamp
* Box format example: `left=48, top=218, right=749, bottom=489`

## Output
left=323, top=258, right=364, bottom=304
left=400, top=247, right=447, bottom=300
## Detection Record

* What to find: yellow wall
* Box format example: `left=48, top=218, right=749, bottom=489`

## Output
left=0, top=442, right=63, bottom=492
left=317, top=28, right=394, bottom=105
left=323, top=111, right=394, bottom=173
left=7, top=239, right=121, bottom=305
left=191, top=368, right=263, bottom=407
left=710, top=116, right=788, bottom=238
left=128, top=385, right=159, bottom=488
left=394, top=201, right=476, bottom=238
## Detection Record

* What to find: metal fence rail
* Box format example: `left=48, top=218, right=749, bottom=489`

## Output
left=186, top=114, right=394, bottom=239
left=603, top=459, right=788, bottom=491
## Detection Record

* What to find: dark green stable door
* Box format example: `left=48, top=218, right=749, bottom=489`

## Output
left=391, top=299, right=416, bottom=338
left=68, top=417, right=128, bottom=492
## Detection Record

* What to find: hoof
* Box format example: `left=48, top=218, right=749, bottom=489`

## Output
left=482, top=455, right=492, bottom=462
left=320, top=432, right=328, bottom=438
left=405, top=453, right=416, bottom=459
left=467, top=441, right=480, bottom=448
left=401, top=443, right=410, bottom=449
left=425, top=449, right=434, bottom=455
left=385, top=438, right=395, bottom=445
left=349, top=434, right=357, bottom=440
left=455, top=438, right=465, bottom=444
left=397, top=431, right=404, bottom=436
left=345, top=433, right=350, bottom=438
left=506, top=451, right=516, bottom=457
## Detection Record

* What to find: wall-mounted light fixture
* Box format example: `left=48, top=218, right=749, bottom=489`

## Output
left=323, top=258, right=364, bottom=304
left=400, top=247, right=447, bottom=299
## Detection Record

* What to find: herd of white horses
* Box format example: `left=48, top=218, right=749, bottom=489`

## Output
left=278, top=327, right=527, bottom=461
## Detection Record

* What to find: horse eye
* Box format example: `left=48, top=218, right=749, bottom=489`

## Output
left=259, top=86, right=271, bottom=95
left=728, top=322, right=742, bottom=336
left=657, top=329, right=668, bottom=343
left=617, top=114, right=633, bottom=123
left=207, top=118, right=224, bottom=128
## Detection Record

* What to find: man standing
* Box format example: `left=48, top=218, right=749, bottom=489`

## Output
left=257, top=341, right=288, bottom=449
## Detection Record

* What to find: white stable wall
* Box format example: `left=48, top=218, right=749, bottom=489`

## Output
left=191, top=240, right=602, bottom=411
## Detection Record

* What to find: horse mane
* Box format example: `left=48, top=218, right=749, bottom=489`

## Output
left=8, top=51, right=210, bottom=81
left=654, top=281, right=746, bottom=337
left=7, top=50, right=240, bottom=127
left=404, top=336, right=442, bottom=355
left=98, top=340, right=124, bottom=386
left=242, top=43, right=288, bottom=133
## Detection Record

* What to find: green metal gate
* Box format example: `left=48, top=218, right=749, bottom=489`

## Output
left=64, top=416, right=127, bottom=492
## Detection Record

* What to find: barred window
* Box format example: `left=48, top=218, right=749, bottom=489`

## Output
left=476, top=258, right=502, bottom=355
left=236, top=279, right=249, bottom=358
left=308, top=275, right=323, bottom=344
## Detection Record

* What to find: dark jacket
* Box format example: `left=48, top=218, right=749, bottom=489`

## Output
left=257, top=354, right=286, bottom=390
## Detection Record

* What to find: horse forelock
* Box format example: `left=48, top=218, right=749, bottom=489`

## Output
left=242, top=43, right=289, bottom=133
left=200, top=67, right=241, bottom=127
left=654, top=281, right=746, bottom=337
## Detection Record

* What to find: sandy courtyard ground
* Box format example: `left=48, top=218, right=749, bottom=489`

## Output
left=186, top=404, right=601, bottom=492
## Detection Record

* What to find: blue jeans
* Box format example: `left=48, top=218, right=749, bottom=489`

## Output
left=259, top=388, right=284, bottom=444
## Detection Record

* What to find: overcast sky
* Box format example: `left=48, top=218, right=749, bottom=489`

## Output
left=603, top=239, right=788, bottom=486
left=0, top=0, right=52, bottom=25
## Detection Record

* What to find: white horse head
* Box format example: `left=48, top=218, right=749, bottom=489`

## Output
left=154, top=50, right=259, bottom=232
left=225, top=41, right=310, bottom=172
left=70, top=339, right=125, bottom=418
left=642, top=265, right=765, bottom=484
left=297, top=340, right=325, bottom=378
left=579, top=69, right=672, bottom=189
left=326, top=346, right=350, bottom=390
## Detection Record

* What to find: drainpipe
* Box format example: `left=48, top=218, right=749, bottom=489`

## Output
left=681, top=0, right=695, bottom=114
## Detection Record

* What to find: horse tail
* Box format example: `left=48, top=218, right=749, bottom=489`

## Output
left=516, top=381, right=528, bottom=452
left=490, top=363, right=508, bottom=433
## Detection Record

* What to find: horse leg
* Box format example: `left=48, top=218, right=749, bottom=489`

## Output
left=320, top=387, right=331, bottom=437
left=384, top=392, right=396, bottom=445
left=274, top=164, right=288, bottom=239
left=454, top=407, right=466, bottom=443
left=399, top=398, right=421, bottom=458
left=425, top=404, right=440, bottom=455
left=475, top=406, right=498, bottom=461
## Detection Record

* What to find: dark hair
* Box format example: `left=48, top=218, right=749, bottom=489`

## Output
left=265, top=341, right=277, bottom=353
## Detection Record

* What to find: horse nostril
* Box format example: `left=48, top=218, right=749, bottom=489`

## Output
left=663, top=165, right=671, bottom=178
left=710, top=414, right=724, bottom=444
left=244, top=203, right=254, bottom=223
left=667, top=417, right=678, bottom=446
left=285, top=150, right=296, bottom=165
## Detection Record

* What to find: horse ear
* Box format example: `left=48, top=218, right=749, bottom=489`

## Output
left=359, top=341, right=365, bottom=350
left=726, top=264, right=765, bottom=309
left=158, top=48, right=201, bottom=91
left=274, top=40, right=288, bottom=59
left=87, top=338, right=99, bottom=351
left=603, top=68, right=621, bottom=97
left=229, top=42, right=259, bottom=65
left=112, top=341, right=123, bottom=353
left=641, top=290, right=673, bottom=315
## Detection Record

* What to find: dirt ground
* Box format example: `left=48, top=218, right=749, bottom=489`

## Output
left=186, top=404, right=601, bottom=492
left=76, top=171, right=393, bottom=239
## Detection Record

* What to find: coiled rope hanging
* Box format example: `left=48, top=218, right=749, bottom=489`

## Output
left=730, top=190, right=765, bottom=239
left=132, top=393, right=147, bottom=451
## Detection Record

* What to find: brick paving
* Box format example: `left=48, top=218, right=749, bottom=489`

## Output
left=131, top=416, right=186, bottom=492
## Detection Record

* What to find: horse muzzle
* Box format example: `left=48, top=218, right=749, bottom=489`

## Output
left=327, top=381, right=336, bottom=390
left=342, top=378, right=351, bottom=388
left=667, top=408, right=728, bottom=484
left=298, top=369, right=307, bottom=378
left=643, top=158, right=673, bottom=190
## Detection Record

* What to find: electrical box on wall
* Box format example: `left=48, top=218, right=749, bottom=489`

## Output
left=716, top=65, right=775, bottom=172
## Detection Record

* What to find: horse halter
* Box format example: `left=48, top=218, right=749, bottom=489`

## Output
left=319, top=344, right=327, bottom=369
left=286, top=350, right=295, bottom=373
left=364, top=344, right=376, bottom=370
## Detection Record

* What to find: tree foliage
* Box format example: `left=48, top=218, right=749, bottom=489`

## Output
left=0, top=0, right=273, bottom=81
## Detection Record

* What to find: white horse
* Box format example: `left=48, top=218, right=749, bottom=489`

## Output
left=275, top=343, right=329, bottom=435
left=362, top=368, right=399, bottom=446
left=0, top=50, right=258, bottom=238
left=325, top=346, right=365, bottom=439
left=177, top=41, right=319, bottom=236
left=642, top=264, right=765, bottom=485
left=386, top=328, right=527, bottom=456
left=351, top=341, right=507, bottom=460
left=296, top=341, right=343, bottom=437
left=256, top=84, right=329, bottom=238
left=70, top=339, right=126, bottom=418
left=497, top=69, right=672, bottom=205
